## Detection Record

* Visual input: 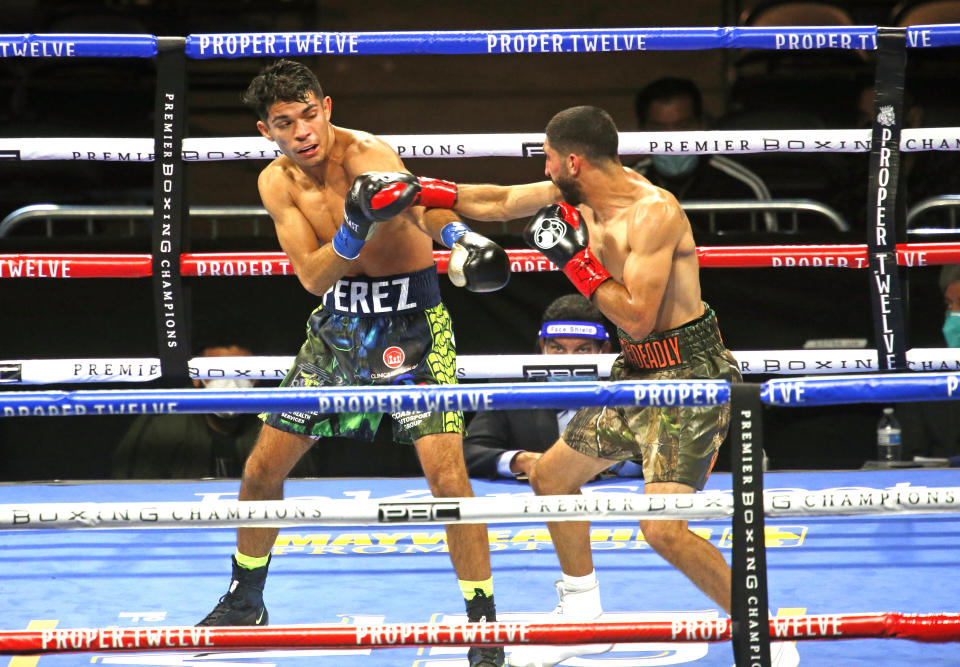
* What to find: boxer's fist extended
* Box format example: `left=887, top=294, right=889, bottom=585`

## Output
left=442, top=221, right=510, bottom=292
left=358, top=172, right=458, bottom=221
left=523, top=202, right=611, bottom=298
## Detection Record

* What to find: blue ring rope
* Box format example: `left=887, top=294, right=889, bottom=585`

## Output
left=0, top=380, right=729, bottom=417
left=2, top=26, right=960, bottom=59
left=2, top=373, right=959, bottom=416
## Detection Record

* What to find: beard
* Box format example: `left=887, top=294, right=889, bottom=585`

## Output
left=552, top=173, right=583, bottom=206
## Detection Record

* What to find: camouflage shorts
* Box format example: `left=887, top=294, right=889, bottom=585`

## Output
left=562, top=304, right=741, bottom=490
left=262, top=266, right=463, bottom=444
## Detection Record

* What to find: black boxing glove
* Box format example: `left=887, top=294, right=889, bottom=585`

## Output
left=332, top=174, right=383, bottom=260
left=442, top=221, right=510, bottom=292
left=358, top=171, right=458, bottom=221
left=523, top=202, right=611, bottom=298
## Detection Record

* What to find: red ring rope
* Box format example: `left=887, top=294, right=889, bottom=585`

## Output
left=1, top=613, right=957, bottom=654
left=2, top=244, right=960, bottom=278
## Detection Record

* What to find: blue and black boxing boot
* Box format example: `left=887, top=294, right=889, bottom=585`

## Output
left=466, top=589, right=505, bottom=667
left=197, top=555, right=270, bottom=626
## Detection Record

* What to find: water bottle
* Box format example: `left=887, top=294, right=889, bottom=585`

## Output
left=876, top=407, right=902, bottom=463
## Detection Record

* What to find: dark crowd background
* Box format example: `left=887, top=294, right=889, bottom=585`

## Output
left=2, top=0, right=959, bottom=480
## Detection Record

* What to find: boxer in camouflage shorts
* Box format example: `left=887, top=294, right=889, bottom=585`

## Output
left=432, top=105, right=796, bottom=667
left=562, top=304, right=740, bottom=490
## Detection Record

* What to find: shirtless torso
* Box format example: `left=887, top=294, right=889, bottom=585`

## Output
left=254, top=96, right=435, bottom=293
left=574, top=167, right=703, bottom=337
left=455, top=164, right=703, bottom=339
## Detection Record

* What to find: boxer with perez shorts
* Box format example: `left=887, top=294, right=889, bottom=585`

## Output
left=197, top=58, right=510, bottom=667
left=264, top=266, right=462, bottom=443
left=378, top=105, right=797, bottom=666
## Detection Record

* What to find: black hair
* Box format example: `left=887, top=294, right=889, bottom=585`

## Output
left=541, top=293, right=606, bottom=325
left=633, top=77, right=703, bottom=125
left=545, top=105, right=619, bottom=163
left=241, top=58, right=324, bottom=122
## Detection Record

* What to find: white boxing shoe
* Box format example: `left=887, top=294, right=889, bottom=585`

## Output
left=507, top=580, right=613, bottom=667
left=771, top=640, right=800, bottom=667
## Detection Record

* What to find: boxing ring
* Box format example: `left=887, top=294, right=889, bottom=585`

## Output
left=3, top=23, right=960, bottom=666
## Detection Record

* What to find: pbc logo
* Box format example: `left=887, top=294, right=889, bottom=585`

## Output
left=521, top=142, right=545, bottom=157
left=522, top=364, right=598, bottom=381
left=378, top=502, right=461, bottom=523
left=383, top=346, right=405, bottom=369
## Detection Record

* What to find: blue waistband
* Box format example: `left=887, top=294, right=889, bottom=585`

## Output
left=321, top=265, right=441, bottom=317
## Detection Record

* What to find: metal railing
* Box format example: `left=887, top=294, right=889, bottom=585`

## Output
left=680, top=199, right=847, bottom=233
left=0, top=199, right=850, bottom=238
left=906, top=195, right=960, bottom=234
left=0, top=204, right=270, bottom=239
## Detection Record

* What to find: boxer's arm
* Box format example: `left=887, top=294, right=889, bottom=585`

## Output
left=258, top=168, right=351, bottom=296
left=333, top=138, right=421, bottom=259
left=592, top=201, right=678, bottom=340
left=455, top=181, right=561, bottom=221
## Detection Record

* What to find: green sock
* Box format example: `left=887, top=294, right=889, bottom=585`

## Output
left=459, top=577, right=494, bottom=601
left=234, top=551, right=270, bottom=570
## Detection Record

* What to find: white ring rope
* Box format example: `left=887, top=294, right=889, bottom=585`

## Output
left=3, top=487, right=958, bottom=530
left=2, top=128, right=959, bottom=161
left=3, top=349, right=960, bottom=385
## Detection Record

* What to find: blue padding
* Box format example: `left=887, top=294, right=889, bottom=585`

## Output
left=440, top=221, right=470, bottom=249
left=0, top=33, right=157, bottom=58
left=184, top=27, right=960, bottom=58
left=2, top=470, right=958, bottom=665
left=763, top=372, right=960, bottom=406
left=0, top=380, right=729, bottom=417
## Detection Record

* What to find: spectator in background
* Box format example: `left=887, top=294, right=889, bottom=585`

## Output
left=630, top=77, right=775, bottom=232
left=897, top=265, right=960, bottom=464
left=942, top=265, right=960, bottom=347
left=463, top=294, right=640, bottom=480
left=112, top=345, right=318, bottom=479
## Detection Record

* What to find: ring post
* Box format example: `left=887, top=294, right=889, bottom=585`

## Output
left=730, top=382, right=771, bottom=666
left=867, top=27, right=909, bottom=371
left=152, top=37, right=191, bottom=384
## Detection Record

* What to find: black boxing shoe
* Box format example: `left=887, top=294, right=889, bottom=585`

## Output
left=466, top=590, right=505, bottom=667
left=468, top=645, right=506, bottom=667
left=197, top=555, right=270, bottom=626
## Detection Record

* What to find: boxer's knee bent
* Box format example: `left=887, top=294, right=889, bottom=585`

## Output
left=529, top=463, right=580, bottom=496
left=639, top=519, right=687, bottom=558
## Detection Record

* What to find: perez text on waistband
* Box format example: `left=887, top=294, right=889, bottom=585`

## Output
left=619, top=306, right=722, bottom=370
left=321, top=265, right=441, bottom=316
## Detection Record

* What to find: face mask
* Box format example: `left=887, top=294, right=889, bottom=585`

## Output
left=201, top=378, right=255, bottom=418
left=652, top=154, right=698, bottom=178
left=943, top=311, right=960, bottom=347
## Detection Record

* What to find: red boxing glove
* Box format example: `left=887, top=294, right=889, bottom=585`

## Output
left=523, top=202, right=611, bottom=298
left=417, top=176, right=458, bottom=209
left=361, top=172, right=458, bottom=220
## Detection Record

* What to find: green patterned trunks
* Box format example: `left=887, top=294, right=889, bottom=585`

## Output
left=562, top=303, right=741, bottom=490
left=262, top=265, right=462, bottom=444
